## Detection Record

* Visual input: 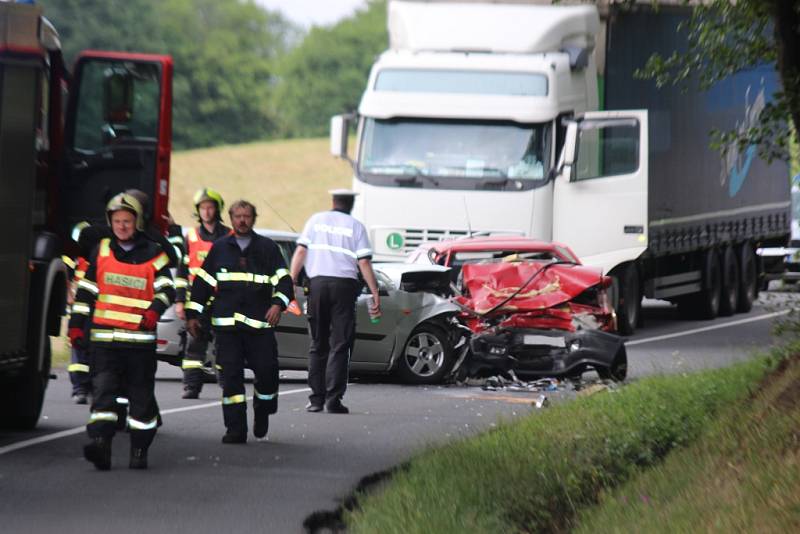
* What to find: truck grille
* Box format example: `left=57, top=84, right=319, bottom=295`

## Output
left=398, top=228, right=524, bottom=254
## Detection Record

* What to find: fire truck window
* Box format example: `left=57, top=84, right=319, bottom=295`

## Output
left=73, top=61, right=160, bottom=151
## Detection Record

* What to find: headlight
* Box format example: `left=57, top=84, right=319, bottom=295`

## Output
left=488, top=345, right=507, bottom=355
left=568, top=340, right=581, bottom=353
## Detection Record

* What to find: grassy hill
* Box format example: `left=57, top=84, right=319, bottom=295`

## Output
left=169, top=137, right=353, bottom=233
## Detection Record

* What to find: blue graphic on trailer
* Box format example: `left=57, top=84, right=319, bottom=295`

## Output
left=728, top=144, right=756, bottom=197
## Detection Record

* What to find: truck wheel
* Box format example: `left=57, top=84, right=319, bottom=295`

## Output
left=615, top=264, right=641, bottom=336
left=597, top=345, right=627, bottom=382
left=396, top=323, right=454, bottom=384
left=718, top=246, right=740, bottom=316
left=736, top=244, right=757, bottom=313
left=696, top=248, right=722, bottom=319
left=0, top=340, right=50, bottom=430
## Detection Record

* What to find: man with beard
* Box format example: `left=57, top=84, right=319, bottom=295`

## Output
left=186, top=200, right=292, bottom=443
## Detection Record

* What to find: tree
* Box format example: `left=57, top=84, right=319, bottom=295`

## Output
left=638, top=0, right=799, bottom=167
left=273, top=0, right=388, bottom=137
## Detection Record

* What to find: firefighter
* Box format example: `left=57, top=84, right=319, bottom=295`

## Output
left=62, top=222, right=101, bottom=404
left=174, top=188, right=230, bottom=399
left=186, top=199, right=292, bottom=443
left=68, top=193, right=175, bottom=470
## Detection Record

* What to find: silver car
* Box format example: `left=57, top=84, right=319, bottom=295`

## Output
left=157, top=230, right=463, bottom=384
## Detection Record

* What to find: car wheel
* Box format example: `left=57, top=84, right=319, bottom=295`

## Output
left=396, top=323, right=453, bottom=384
left=597, top=345, right=627, bottom=382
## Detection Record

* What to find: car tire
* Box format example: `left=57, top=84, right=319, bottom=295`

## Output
left=396, top=323, right=454, bottom=385
left=597, top=345, right=627, bottom=382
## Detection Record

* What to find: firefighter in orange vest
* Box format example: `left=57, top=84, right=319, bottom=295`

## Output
left=174, top=188, right=230, bottom=399
left=62, top=222, right=103, bottom=404
left=68, top=193, right=175, bottom=470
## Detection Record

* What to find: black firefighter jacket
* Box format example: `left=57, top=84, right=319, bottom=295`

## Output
left=185, top=232, right=293, bottom=332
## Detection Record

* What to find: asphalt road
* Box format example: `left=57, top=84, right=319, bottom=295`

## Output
left=1, top=290, right=798, bottom=534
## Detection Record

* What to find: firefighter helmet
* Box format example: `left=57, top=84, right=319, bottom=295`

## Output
left=106, top=192, right=145, bottom=231
left=193, top=187, right=224, bottom=221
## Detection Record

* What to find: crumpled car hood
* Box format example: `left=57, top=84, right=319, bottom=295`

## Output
left=456, top=261, right=606, bottom=315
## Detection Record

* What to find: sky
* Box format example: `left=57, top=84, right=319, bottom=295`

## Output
left=255, top=0, right=367, bottom=28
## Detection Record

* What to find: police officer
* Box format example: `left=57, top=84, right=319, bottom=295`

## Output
left=68, top=193, right=175, bottom=470
left=174, top=188, right=230, bottom=399
left=289, top=189, right=380, bottom=414
left=186, top=200, right=292, bottom=443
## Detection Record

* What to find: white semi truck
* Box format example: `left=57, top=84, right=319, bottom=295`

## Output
left=330, top=0, right=790, bottom=334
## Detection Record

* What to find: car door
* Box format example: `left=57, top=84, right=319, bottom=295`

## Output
left=61, top=52, right=173, bottom=235
left=552, top=110, right=648, bottom=274
left=350, top=271, right=400, bottom=369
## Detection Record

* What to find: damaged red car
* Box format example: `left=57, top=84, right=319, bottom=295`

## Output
left=409, top=237, right=627, bottom=381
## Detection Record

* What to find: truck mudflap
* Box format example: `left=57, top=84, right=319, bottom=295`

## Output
left=462, top=328, right=626, bottom=380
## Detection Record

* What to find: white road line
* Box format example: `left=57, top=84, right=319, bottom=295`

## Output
left=0, top=386, right=311, bottom=457
left=626, top=310, right=790, bottom=347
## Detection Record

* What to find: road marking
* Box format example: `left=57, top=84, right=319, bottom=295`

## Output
left=0, top=386, right=311, bottom=457
left=626, top=310, right=790, bottom=347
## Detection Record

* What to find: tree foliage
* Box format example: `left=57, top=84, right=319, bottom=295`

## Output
left=638, top=0, right=800, bottom=164
left=40, top=0, right=297, bottom=149
left=273, top=0, right=388, bottom=137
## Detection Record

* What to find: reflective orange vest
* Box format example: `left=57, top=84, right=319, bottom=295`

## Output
left=186, top=227, right=214, bottom=283
left=92, top=238, right=168, bottom=334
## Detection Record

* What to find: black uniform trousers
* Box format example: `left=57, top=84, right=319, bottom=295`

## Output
left=182, top=312, right=212, bottom=389
left=87, top=346, right=159, bottom=450
left=307, top=276, right=360, bottom=407
left=215, top=329, right=279, bottom=434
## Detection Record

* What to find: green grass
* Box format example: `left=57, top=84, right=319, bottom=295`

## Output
left=345, top=356, right=780, bottom=533
left=571, top=348, right=800, bottom=533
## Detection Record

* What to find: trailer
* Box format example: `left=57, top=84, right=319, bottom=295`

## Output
left=329, top=0, right=790, bottom=334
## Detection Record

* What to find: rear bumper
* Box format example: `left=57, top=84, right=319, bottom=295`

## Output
left=467, top=328, right=624, bottom=377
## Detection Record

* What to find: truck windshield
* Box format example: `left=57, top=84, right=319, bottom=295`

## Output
left=358, top=118, right=550, bottom=191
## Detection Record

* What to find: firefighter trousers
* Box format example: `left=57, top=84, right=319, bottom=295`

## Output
left=68, top=346, right=92, bottom=395
left=307, top=277, right=359, bottom=407
left=182, top=327, right=210, bottom=390
left=87, top=346, right=159, bottom=450
left=215, top=330, right=279, bottom=435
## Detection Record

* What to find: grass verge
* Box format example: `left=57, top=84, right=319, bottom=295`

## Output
left=571, top=349, right=800, bottom=533
left=345, top=354, right=784, bottom=533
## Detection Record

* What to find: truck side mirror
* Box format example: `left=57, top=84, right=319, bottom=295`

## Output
left=330, top=115, right=350, bottom=158
left=103, top=66, right=134, bottom=124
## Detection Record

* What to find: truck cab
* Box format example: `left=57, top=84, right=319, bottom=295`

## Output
left=0, top=1, right=173, bottom=429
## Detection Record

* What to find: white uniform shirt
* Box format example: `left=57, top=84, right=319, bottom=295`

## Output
left=298, top=210, right=372, bottom=279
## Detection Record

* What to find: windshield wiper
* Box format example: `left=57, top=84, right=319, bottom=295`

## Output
left=394, top=173, right=439, bottom=187
left=476, top=169, right=509, bottom=188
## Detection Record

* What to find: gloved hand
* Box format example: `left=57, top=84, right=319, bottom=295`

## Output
left=68, top=327, right=85, bottom=349
left=140, top=309, right=159, bottom=331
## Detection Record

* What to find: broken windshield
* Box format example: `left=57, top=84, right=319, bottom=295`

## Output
left=358, top=118, right=551, bottom=191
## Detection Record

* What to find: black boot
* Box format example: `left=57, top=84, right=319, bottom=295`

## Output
left=181, top=386, right=200, bottom=399
left=254, top=414, right=269, bottom=440
left=129, top=447, right=148, bottom=469
left=83, top=437, right=112, bottom=471
left=221, top=431, right=247, bottom=444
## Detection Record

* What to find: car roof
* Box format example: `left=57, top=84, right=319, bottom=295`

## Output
left=428, top=236, right=571, bottom=254
left=254, top=228, right=298, bottom=242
